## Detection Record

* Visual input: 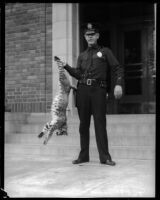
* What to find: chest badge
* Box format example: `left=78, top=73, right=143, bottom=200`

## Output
left=97, top=51, right=103, bottom=58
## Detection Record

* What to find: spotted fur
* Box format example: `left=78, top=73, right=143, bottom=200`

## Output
left=38, top=63, right=72, bottom=145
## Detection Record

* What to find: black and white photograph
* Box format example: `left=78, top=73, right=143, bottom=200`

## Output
left=1, top=1, right=156, bottom=198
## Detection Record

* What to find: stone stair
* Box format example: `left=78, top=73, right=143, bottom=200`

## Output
left=5, top=112, right=155, bottom=160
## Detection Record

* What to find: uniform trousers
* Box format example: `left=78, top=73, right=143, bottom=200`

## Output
left=76, top=84, right=111, bottom=163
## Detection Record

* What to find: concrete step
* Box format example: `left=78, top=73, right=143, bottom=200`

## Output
left=5, top=121, right=155, bottom=136
left=5, top=113, right=155, bottom=124
left=26, top=113, right=154, bottom=124
left=5, top=113, right=155, bottom=160
left=5, top=143, right=155, bottom=160
left=5, top=133, right=155, bottom=147
left=5, top=112, right=29, bottom=122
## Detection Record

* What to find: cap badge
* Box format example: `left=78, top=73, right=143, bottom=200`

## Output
left=97, top=51, right=102, bottom=57
left=87, top=23, right=92, bottom=29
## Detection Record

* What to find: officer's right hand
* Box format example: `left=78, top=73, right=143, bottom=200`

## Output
left=56, top=60, right=66, bottom=68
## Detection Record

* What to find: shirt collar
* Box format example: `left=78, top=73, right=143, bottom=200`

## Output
left=87, top=44, right=100, bottom=51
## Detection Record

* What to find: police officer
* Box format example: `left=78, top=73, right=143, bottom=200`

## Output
left=56, top=23, right=123, bottom=166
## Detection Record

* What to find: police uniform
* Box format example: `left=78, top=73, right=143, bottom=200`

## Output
left=64, top=23, right=123, bottom=165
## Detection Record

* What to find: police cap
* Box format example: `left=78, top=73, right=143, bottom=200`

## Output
left=82, top=22, right=100, bottom=34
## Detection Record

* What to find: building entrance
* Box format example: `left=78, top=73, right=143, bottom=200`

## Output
left=79, top=2, right=155, bottom=114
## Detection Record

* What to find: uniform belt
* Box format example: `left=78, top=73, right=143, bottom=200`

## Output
left=79, top=79, right=107, bottom=88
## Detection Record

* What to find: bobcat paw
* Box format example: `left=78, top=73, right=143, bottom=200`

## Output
left=43, top=137, right=49, bottom=145
left=38, top=132, right=44, bottom=138
left=57, top=130, right=68, bottom=136
left=43, top=133, right=52, bottom=145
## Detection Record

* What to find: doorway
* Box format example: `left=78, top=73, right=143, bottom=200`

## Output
left=79, top=3, right=155, bottom=114
left=117, top=24, right=151, bottom=113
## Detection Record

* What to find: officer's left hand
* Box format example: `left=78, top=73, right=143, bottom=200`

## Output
left=114, top=85, right=123, bottom=99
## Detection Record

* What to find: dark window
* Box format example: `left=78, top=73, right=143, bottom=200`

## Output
left=124, top=30, right=141, bottom=64
left=124, top=30, right=142, bottom=95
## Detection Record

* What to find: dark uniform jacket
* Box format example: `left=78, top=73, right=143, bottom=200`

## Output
left=64, top=45, right=123, bottom=93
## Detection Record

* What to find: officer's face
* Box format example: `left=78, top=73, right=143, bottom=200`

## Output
left=84, top=32, right=100, bottom=46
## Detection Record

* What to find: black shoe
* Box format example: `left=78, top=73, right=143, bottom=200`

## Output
left=72, top=158, right=89, bottom=164
left=101, top=159, right=116, bottom=166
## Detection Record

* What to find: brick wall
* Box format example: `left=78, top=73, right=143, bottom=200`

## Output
left=5, top=3, right=52, bottom=112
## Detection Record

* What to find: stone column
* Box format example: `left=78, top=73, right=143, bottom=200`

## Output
left=52, top=3, right=79, bottom=115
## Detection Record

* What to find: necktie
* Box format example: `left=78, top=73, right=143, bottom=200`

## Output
left=86, top=48, right=93, bottom=75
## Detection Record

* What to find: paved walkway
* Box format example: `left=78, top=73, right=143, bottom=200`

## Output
left=4, top=154, right=155, bottom=198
